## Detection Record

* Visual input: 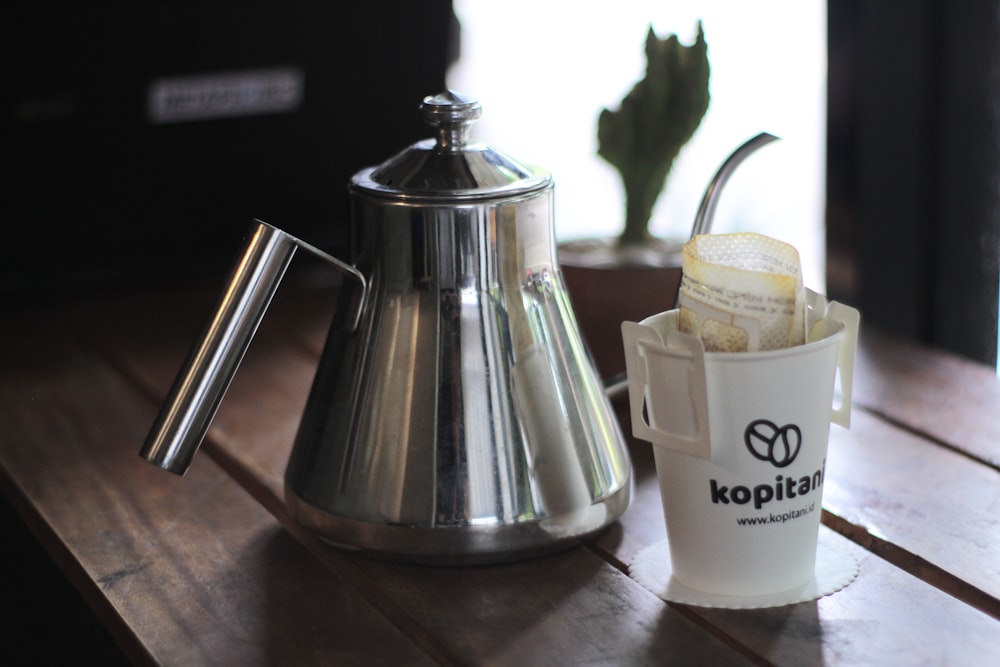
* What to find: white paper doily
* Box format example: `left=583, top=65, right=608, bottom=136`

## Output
left=628, top=531, right=859, bottom=609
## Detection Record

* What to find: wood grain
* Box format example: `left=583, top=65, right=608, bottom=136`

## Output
left=823, top=410, right=1000, bottom=616
left=5, top=282, right=999, bottom=665
left=103, top=284, right=1000, bottom=664
left=91, top=282, right=753, bottom=666
left=0, top=306, right=432, bottom=666
left=597, top=412, right=1000, bottom=664
left=854, top=327, right=1000, bottom=468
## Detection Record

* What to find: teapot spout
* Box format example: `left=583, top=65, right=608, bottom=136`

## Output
left=689, top=132, right=780, bottom=240
left=668, top=132, right=779, bottom=310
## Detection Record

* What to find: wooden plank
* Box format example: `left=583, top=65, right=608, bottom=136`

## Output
left=854, top=328, right=1000, bottom=468
left=686, top=532, right=1000, bottom=666
left=87, top=283, right=1000, bottom=665
left=348, top=545, right=743, bottom=666
left=823, top=409, right=1000, bottom=611
left=91, top=283, right=756, bottom=665
left=0, top=306, right=433, bottom=666
left=598, top=414, right=1000, bottom=665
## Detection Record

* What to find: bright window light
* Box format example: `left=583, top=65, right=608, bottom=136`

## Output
left=448, top=1, right=828, bottom=291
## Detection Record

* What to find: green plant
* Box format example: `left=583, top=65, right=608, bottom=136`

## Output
left=598, top=23, right=710, bottom=247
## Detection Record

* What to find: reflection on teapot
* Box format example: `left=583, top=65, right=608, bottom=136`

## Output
left=140, top=92, right=632, bottom=564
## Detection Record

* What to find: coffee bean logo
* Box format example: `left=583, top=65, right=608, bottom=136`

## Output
left=744, top=419, right=801, bottom=468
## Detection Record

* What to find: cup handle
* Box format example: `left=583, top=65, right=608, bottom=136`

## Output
left=621, top=320, right=712, bottom=458
left=827, top=301, right=860, bottom=428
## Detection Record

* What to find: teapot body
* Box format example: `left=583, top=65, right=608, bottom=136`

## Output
left=285, top=182, right=631, bottom=563
left=140, top=92, right=631, bottom=564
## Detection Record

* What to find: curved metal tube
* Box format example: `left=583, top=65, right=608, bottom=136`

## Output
left=669, top=132, right=780, bottom=310
left=689, top=132, right=780, bottom=240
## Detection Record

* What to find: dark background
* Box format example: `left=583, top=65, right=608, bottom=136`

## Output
left=6, top=2, right=998, bottom=366
left=4, top=2, right=457, bottom=300
left=827, top=0, right=1000, bottom=367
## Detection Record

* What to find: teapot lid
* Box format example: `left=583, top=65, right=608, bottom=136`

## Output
left=351, top=91, right=551, bottom=200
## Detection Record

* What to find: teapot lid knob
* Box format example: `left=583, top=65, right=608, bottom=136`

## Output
left=355, top=90, right=550, bottom=198
left=421, top=91, right=481, bottom=152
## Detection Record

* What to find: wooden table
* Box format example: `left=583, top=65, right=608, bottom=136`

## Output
left=2, top=277, right=999, bottom=665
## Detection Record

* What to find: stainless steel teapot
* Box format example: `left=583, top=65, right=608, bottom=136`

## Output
left=141, top=91, right=632, bottom=564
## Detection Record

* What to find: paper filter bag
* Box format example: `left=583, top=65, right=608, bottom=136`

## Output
left=677, top=232, right=805, bottom=352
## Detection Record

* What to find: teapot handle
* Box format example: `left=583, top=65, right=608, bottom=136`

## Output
left=139, top=219, right=367, bottom=475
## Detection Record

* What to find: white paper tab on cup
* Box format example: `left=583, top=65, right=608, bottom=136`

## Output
left=622, top=314, right=712, bottom=459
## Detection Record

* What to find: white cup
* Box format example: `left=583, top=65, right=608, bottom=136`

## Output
left=621, top=290, right=859, bottom=597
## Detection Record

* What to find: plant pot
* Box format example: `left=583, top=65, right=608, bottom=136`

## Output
left=559, top=237, right=683, bottom=382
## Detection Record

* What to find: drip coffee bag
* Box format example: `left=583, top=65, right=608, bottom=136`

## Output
left=677, top=232, right=805, bottom=352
